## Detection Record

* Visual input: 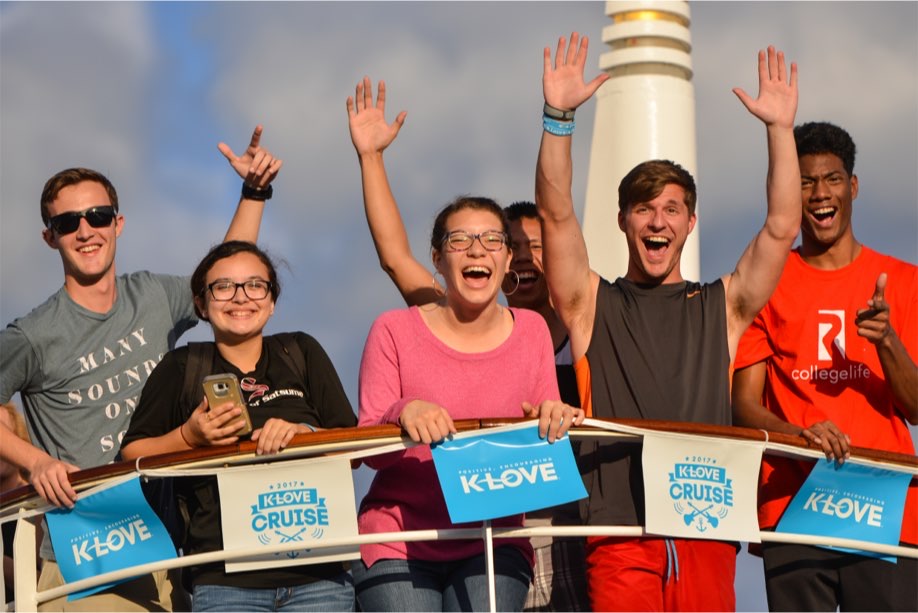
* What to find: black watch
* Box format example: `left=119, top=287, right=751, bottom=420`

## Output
left=241, top=183, right=273, bottom=201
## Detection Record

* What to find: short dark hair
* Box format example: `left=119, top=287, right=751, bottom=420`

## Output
left=429, top=196, right=510, bottom=252
left=618, top=160, right=697, bottom=216
left=504, top=201, right=538, bottom=222
left=191, top=241, right=281, bottom=319
left=40, top=168, right=119, bottom=226
left=794, top=121, right=856, bottom=177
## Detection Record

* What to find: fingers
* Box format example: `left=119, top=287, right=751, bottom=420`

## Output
left=252, top=420, right=296, bottom=455
left=801, top=421, right=851, bottom=463
left=377, top=79, right=387, bottom=110
left=247, top=124, right=263, bottom=150
left=363, top=75, right=373, bottom=109
left=565, top=32, right=580, bottom=66
left=217, top=142, right=236, bottom=162
left=532, top=401, right=579, bottom=443
left=399, top=402, right=456, bottom=445
left=196, top=401, right=245, bottom=445
left=872, top=272, right=888, bottom=306
left=32, top=461, right=79, bottom=508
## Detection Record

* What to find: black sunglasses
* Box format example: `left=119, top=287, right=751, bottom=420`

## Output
left=47, top=206, right=117, bottom=235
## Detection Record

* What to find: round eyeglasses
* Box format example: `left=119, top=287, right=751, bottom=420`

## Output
left=204, top=279, right=273, bottom=301
left=442, top=230, right=508, bottom=252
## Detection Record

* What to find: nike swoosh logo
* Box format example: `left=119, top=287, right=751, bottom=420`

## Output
left=686, top=290, right=701, bottom=299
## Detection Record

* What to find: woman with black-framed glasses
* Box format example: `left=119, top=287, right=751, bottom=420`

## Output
left=354, top=197, right=583, bottom=612
left=121, top=241, right=357, bottom=612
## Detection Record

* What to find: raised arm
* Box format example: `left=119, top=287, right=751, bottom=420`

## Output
left=221, top=124, right=283, bottom=243
left=535, top=33, right=608, bottom=360
left=347, top=77, right=440, bottom=306
left=856, top=273, right=918, bottom=423
left=725, top=46, right=801, bottom=357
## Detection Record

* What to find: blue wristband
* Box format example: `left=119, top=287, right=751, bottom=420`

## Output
left=299, top=422, right=317, bottom=433
left=543, top=115, right=575, bottom=136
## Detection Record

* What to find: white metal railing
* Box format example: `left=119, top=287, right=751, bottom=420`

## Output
left=2, top=419, right=916, bottom=612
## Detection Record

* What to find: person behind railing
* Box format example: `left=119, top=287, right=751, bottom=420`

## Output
left=354, top=196, right=583, bottom=612
left=534, top=33, right=801, bottom=611
left=347, top=77, right=588, bottom=613
left=0, top=127, right=279, bottom=612
left=732, top=121, right=918, bottom=611
left=1, top=402, right=42, bottom=607
left=121, top=241, right=357, bottom=612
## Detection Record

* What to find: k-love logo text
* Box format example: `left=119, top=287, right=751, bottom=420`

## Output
left=249, top=481, right=330, bottom=559
left=667, top=456, right=734, bottom=533
left=71, top=515, right=152, bottom=565
left=459, top=457, right=558, bottom=494
left=802, top=487, right=885, bottom=527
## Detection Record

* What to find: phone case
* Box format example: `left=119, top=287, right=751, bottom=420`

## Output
left=202, top=373, right=253, bottom=436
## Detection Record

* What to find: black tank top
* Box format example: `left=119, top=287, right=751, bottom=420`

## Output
left=580, top=277, right=730, bottom=526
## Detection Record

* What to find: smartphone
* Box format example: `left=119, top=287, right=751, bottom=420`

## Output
left=202, top=373, right=253, bottom=437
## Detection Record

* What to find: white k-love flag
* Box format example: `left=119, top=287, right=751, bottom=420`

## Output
left=642, top=432, right=764, bottom=543
left=217, top=455, right=360, bottom=573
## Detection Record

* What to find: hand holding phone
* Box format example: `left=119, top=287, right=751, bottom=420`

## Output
left=202, top=373, right=253, bottom=436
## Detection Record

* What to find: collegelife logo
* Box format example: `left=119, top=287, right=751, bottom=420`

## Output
left=668, top=457, right=734, bottom=533
left=250, top=480, right=330, bottom=559
left=790, top=309, right=871, bottom=384
left=817, top=309, right=846, bottom=361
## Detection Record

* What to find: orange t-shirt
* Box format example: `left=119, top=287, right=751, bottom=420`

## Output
left=735, top=246, right=918, bottom=544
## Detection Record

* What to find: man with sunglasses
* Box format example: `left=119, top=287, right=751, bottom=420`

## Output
left=0, top=126, right=281, bottom=611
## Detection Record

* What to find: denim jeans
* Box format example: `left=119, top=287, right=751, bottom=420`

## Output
left=353, top=546, right=532, bottom=612
left=192, top=570, right=354, bottom=612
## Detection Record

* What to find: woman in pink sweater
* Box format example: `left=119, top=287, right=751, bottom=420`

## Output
left=355, top=197, right=582, bottom=612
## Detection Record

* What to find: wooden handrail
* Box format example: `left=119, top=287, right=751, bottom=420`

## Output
left=2, top=418, right=915, bottom=512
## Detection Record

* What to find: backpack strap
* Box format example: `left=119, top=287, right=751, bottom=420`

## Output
left=179, top=341, right=215, bottom=418
left=265, top=333, right=310, bottom=404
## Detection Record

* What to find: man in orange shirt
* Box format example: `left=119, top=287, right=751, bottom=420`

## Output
left=732, top=121, right=917, bottom=611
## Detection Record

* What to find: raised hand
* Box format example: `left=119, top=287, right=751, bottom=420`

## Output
left=522, top=400, right=584, bottom=443
left=347, top=76, right=407, bottom=157
left=218, top=124, right=283, bottom=189
left=542, top=32, right=609, bottom=112
left=398, top=400, right=457, bottom=445
left=183, top=397, right=244, bottom=447
left=733, top=46, right=798, bottom=129
left=856, top=273, right=893, bottom=344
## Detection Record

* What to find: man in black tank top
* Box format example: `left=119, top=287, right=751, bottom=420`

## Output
left=535, top=34, right=802, bottom=611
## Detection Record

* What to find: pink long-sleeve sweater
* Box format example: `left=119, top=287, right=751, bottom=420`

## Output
left=357, top=306, right=560, bottom=568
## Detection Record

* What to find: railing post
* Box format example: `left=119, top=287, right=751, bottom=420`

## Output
left=483, top=520, right=496, bottom=613
left=13, top=511, right=39, bottom=612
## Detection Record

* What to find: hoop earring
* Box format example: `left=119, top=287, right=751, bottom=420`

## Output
left=433, top=272, right=446, bottom=296
left=502, top=270, right=520, bottom=296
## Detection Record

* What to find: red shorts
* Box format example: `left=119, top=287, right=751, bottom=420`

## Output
left=585, top=536, right=737, bottom=611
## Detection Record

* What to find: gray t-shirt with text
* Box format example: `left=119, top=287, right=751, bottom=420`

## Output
left=1, top=271, right=197, bottom=467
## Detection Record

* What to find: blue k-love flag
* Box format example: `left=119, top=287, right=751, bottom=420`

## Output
left=431, top=423, right=587, bottom=524
left=46, top=475, right=177, bottom=600
left=776, top=460, right=911, bottom=561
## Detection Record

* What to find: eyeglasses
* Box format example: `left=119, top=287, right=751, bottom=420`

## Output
left=204, top=279, right=273, bottom=301
left=47, top=206, right=117, bottom=235
left=442, top=230, right=508, bottom=252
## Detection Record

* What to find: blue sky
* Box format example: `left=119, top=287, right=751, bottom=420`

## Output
left=2, top=2, right=916, bottom=609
